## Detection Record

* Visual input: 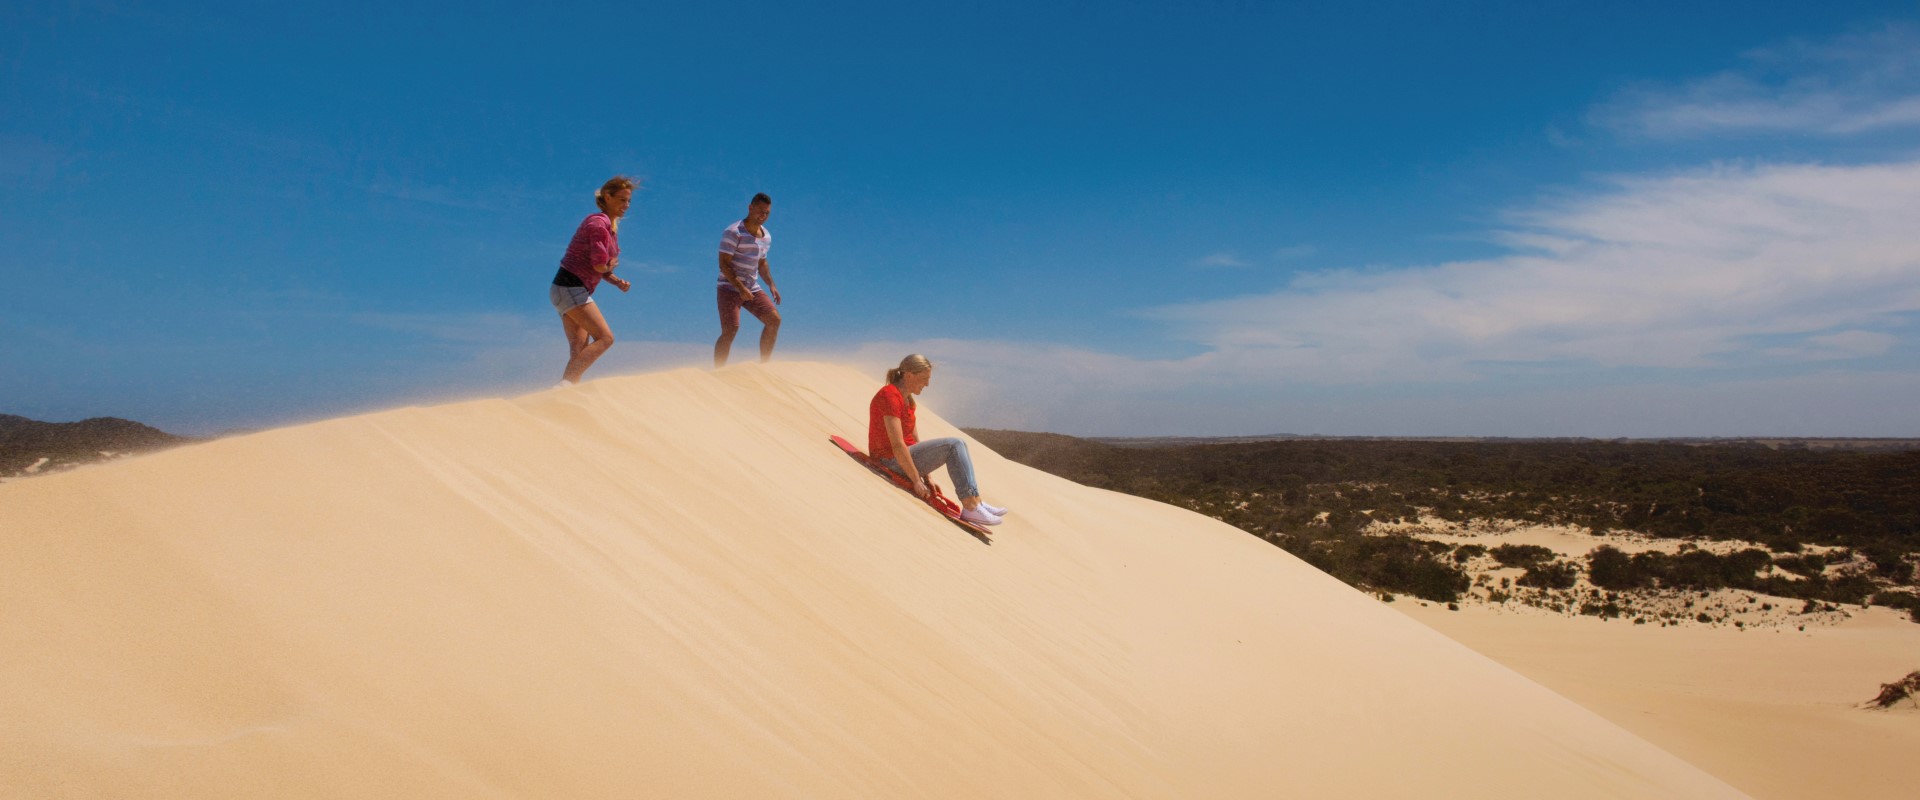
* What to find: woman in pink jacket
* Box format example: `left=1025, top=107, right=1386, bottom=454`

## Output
left=549, top=176, right=636, bottom=386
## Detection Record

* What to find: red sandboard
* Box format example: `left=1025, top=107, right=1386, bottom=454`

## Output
left=830, top=435, right=992, bottom=543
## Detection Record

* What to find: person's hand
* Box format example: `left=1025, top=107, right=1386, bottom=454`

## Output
left=770, top=287, right=782, bottom=305
left=911, top=476, right=930, bottom=499
left=611, top=276, right=631, bottom=292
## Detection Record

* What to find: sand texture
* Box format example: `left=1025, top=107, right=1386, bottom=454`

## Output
left=1400, top=602, right=1920, bottom=800
left=1, top=363, right=1743, bottom=798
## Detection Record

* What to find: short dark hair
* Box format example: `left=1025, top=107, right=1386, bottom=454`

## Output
left=750, top=192, right=772, bottom=206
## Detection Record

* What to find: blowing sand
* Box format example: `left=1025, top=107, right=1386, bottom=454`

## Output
left=2, top=362, right=1744, bottom=797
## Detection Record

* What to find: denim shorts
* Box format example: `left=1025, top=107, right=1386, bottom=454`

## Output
left=550, top=283, right=594, bottom=315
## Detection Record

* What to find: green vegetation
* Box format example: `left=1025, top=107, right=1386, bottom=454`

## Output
left=1585, top=546, right=1772, bottom=591
left=1517, top=561, right=1579, bottom=590
left=1293, top=535, right=1468, bottom=603
left=1489, top=544, right=1555, bottom=569
left=969, top=429, right=1920, bottom=618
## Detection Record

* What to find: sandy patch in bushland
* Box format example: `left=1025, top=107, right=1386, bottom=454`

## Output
left=1377, top=515, right=1849, bottom=558
left=1379, top=519, right=1890, bottom=629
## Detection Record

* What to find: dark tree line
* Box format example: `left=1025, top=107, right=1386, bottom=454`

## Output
left=970, top=429, right=1920, bottom=610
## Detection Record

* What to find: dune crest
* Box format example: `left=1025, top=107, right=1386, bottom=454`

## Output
left=0, top=362, right=1743, bottom=797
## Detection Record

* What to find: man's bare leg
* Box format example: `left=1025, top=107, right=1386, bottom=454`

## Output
left=758, top=316, right=781, bottom=363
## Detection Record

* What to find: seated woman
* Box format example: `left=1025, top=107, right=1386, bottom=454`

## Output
left=868, top=354, right=1009, bottom=526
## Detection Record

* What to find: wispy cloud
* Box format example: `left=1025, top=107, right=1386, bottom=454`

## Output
left=365, top=179, right=502, bottom=211
left=1154, top=159, right=1920, bottom=379
left=1593, top=23, right=1920, bottom=138
left=847, top=159, right=1920, bottom=435
left=622, top=261, right=684, bottom=275
left=1192, top=252, right=1250, bottom=268
left=1762, top=329, right=1899, bottom=362
left=350, top=311, right=549, bottom=345
left=1192, top=245, right=1315, bottom=269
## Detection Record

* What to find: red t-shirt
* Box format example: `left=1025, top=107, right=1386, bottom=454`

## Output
left=868, top=383, right=917, bottom=462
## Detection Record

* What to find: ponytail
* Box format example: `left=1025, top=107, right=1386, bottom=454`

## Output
left=886, top=354, right=934, bottom=408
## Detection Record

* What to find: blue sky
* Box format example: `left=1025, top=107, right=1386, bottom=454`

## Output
left=4, top=0, right=1920, bottom=437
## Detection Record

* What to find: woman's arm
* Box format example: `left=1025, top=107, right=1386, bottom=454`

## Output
left=594, top=256, right=627, bottom=290
left=593, top=225, right=628, bottom=289
left=884, top=416, right=927, bottom=497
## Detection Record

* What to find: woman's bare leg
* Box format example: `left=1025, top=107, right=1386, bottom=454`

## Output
left=560, top=302, right=615, bottom=383
left=561, top=312, right=589, bottom=359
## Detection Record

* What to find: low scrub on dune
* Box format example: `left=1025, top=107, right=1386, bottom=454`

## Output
left=1490, top=544, right=1556, bottom=569
left=1864, top=670, right=1920, bottom=709
left=970, top=429, right=1920, bottom=620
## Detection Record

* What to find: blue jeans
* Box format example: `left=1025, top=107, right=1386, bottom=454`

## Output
left=880, top=437, right=980, bottom=500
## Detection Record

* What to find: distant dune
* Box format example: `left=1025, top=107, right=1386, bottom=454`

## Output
left=0, top=363, right=1742, bottom=798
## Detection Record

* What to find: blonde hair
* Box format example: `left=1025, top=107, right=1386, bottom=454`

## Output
left=593, top=175, right=639, bottom=228
left=886, top=354, right=933, bottom=406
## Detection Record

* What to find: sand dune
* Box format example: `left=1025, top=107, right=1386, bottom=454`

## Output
left=1401, top=602, right=1920, bottom=800
left=0, top=362, right=1742, bottom=798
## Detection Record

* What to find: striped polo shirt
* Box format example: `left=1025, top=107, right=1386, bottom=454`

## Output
left=717, top=221, right=771, bottom=293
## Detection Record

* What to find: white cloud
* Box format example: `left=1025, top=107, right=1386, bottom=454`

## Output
left=1193, top=252, right=1250, bottom=268
left=1154, top=159, right=1920, bottom=378
left=831, top=159, right=1920, bottom=435
left=1764, top=329, right=1899, bottom=362
left=1192, top=246, right=1316, bottom=269
left=814, top=338, right=1920, bottom=438
left=1809, top=329, right=1897, bottom=355
left=1594, top=24, right=1920, bottom=138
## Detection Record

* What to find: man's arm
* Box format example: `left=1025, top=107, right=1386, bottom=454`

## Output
left=719, top=251, right=754, bottom=296
left=758, top=258, right=779, bottom=304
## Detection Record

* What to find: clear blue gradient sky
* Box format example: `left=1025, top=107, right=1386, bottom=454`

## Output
left=5, top=1, right=1919, bottom=436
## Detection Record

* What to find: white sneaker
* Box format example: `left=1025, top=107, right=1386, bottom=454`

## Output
left=982, top=503, right=1010, bottom=517
left=553, top=380, right=576, bottom=390
left=960, top=507, right=1003, bottom=526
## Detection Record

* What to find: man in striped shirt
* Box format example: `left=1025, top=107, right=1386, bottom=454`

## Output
left=714, top=192, right=782, bottom=367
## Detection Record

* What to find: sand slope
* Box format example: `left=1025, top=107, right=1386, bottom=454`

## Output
left=0, top=362, right=1743, bottom=798
left=1400, top=602, right=1920, bottom=800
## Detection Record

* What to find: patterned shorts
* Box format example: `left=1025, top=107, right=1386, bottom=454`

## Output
left=717, top=286, right=778, bottom=330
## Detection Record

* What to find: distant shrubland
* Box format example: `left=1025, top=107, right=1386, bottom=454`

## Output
left=970, top=429, right=1920, bottom=616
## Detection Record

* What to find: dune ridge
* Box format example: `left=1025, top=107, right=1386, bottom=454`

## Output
left=0, top=362, right=1743, bottom=797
